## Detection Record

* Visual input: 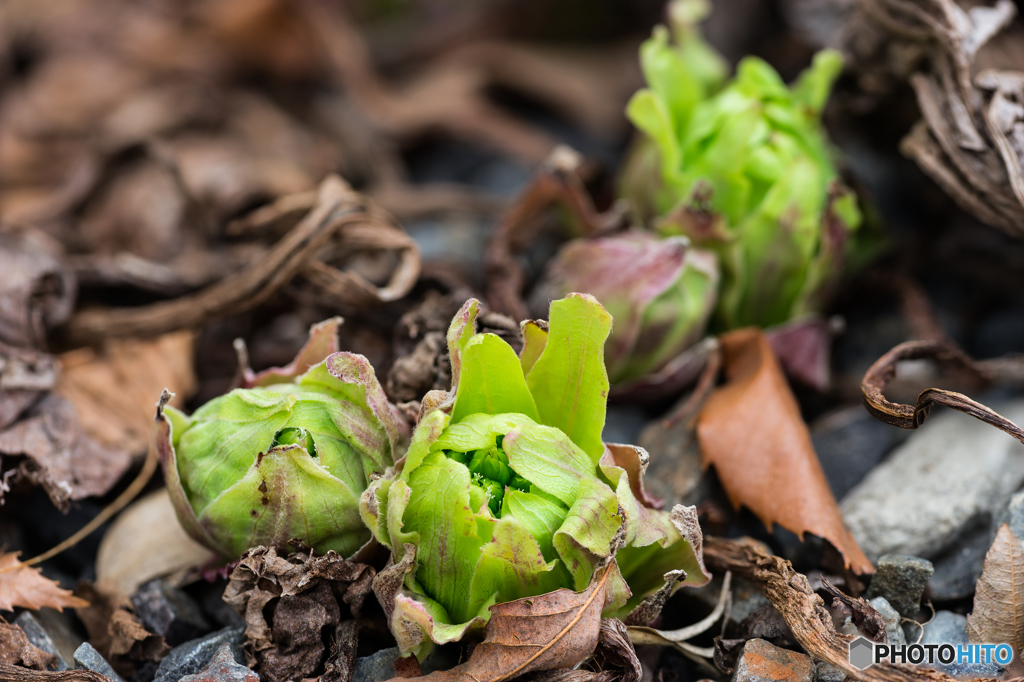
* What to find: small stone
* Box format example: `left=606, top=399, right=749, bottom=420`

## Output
left=812, top=407, right=905, bottom=501
left=864, top=555, right=933, bottom=618
left=132, top=579, right=211, bottom=645
left=732, top=638, right=813, bottom=682
left=813, top=661, right=845, bottom=682
left=993, top=490, right=1024, bottom=541
left=74, top=643, right=126, bottom=682
left=841, top=403, right=1024, bottom=561
left=14, top=612, right=70, bottom=671
left=153, top=626, right=245, bottom=682
left=920, top=611, right=1001, bottom=678
left=867, top=597, right=905, bottom=648
left=926, top=518, right=990, bottom=601
left=179, top=644, right=257, bottom=682
left=352, top=647, right=401, bottom=682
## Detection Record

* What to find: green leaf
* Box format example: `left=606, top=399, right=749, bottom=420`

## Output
left=447, top=299, right=480, bottom=391
left=470, top=516, right=570, bottom=607
left=451, top=334, right=540, bottom=424
left=519, top=320, right=548, bottom=376
left=525, top=294, right=612, bottom=464
left=552, top=477, right=622, bottom=591
left=501, top=489, right=569, bottom=561
left=502, top=423, right=593, bottom=506
left=403, top=452, right=485, bottom=624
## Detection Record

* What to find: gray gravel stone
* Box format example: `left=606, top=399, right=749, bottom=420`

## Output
left=993, top=490, right=1024, bottom=541
left=14, top=612, right=70, bottom=671
left=74, top=643, right=125, bottom=682
left=179, top=643, right=257, bottom=682
left=920, top=611, right=1002, bottom=678
left=132, top=579, right=211, bottom=645
left=926, top=516, right=990, bottom=601
left=865, top=555, right=933, bottom=618
left=814, top=661, right=846, bottom=682
left=353, top=647, right=402, bottom=682
left=733, top=638, right=813, bottom=682
left=840, top=403, right=1024, bottom=561
left=812, top=407, right=906, bottom=501
left=153, top=626, right=245, bottom=682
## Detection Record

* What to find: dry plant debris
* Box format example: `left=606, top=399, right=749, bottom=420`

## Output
left=0, top=552, right=87, bottom=612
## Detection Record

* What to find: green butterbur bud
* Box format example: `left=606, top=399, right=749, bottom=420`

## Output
left=620, top=0, right=863, bottom=330
left=360, top=295, right=711, bottom=658
left=156, top=319, right=400, bottom=560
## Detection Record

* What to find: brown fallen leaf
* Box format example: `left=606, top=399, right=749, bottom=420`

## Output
left=0, top=342, right=58, bottom=431
left=0, top=230, right=76, bottom=350
left=0, top=394, right=133, bottom=511
left=55, top=331, right=196, bottom=455
left=967, top=524, right=1024, bottom=668
left=95, top=488, right=217, bottom=598
left=696, top=328, right=872, bottom=574
left=223, top=545, right=375, bottom=682
left=0, top=621, right=57, bottom=670
left=0, top=552, right=87, bottom=612
left=0, top=664, right=110, bottom=682
left=74, top=581, right=170, bottom=678
left=383, top=564, right=614, bottom=682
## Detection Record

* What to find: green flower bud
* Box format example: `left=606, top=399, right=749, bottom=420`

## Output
left=361, top=295, right=710, bottom=657
left=156, top=320, right=400, bottom=560
left=620, top=0, right=864, bottom=330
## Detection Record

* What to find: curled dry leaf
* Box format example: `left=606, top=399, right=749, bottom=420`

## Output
left=222, top=545, right=375, bottom=682
left=967, top=524, right=1024, bottom=661
left=61, top=175, right=420, bottom=345
left=843, top=0, right=1024, bottom=236
left=0, top=621, right=57, bottom=670
left=55, top=331, right=196, bottom=455
left=95, top=488, right=217, bottom=598
left=0, top=230, right=76, bottom=350
left=0, top=551, right=88, bottom=612
left=0, top=394, right=133, bottom=511
left=696, top=328, right=872, bottom=573
left=74, top=581, right=170, bottom=677
left=591, top=619, right=642, bottom=682
left=382, top=565, right=615, bottom=682
left=861, top=339, right=1024, bottom=445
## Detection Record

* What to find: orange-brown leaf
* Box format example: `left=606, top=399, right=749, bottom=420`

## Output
left=696, top=328, right=872, bottom=574
left=55, top=331, right=196, bottom=454
left=0, top=552, right=89, bottom=611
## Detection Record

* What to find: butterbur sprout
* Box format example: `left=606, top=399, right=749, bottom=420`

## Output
left=619, top=0, right=864, bottom=330
left=156, top=319, right=400, bottom=559
left=360, top=294, right=710, bottom=658
left=533, top=231, right=719, bottom=385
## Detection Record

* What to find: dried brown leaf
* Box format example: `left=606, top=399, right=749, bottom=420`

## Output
left=55, top=332, right=196, bottom=454
left=223, top=546, right=374, bottom=682
left=384, top=565, right=613, bottom=682
left=0, top=395, right=133, bottom=510
left=74, top=581, right=169, bottom=677
left=967, top=524, right=1024, bottom=653
left=0, top=231, right=76, bottom=350
left=0, top=342, right=57, bottom=431
left=697, top=329, right=872, bottom=574
left=0, top=552, right=87, bottom=612
left=820, top=577, right=885, bottom=643
left=0, top=622, right=57, bottom=670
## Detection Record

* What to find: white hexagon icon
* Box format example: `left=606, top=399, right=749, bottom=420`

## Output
left=849, top=637, right=874, bottom=669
